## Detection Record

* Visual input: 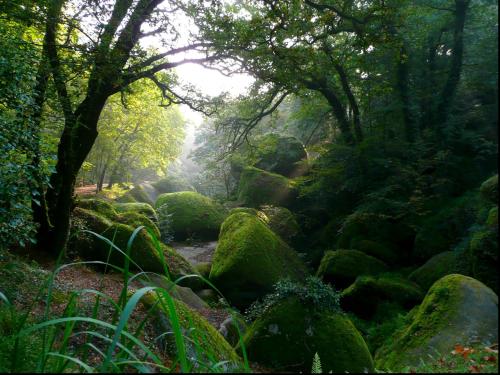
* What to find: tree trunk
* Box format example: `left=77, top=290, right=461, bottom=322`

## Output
left=434, top=0, right=470, bottom=132
left=40, top=97, right=106, bottom=254
left=334, top=63, right=363, bottom=142
left=97, top=163, right=108, bottom=192
left=396, top=44, right=416, bottom=142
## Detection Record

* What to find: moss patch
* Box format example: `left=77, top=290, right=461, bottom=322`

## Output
left=113, top=202, right=158, bottom=222
left=408, top=251, right=458, bottom=291
left=259, top=205, right=301, bottom=244
left=152, top=175, right=195, bottom=194
left=115, top=212, right=161, bottom=241
left=76, top=198, right=119, bottom=221
left=237, top=166, right=297, bottom=208
left=209, top=212, right=307, bottom=308
left=375, top=274, right=499, bottom=371
left=155, top=191, right=227, bottom=241
left=140, top=292, right=241, bottom=370
left=242, top=296, right=374, bottom=373
left=117, top=185, right=154, bottom=205
left=480, top=174, right=498, bottom=204
left=316, top=249, right=388, bottom=289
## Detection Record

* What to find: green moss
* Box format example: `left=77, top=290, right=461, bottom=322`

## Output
left=341, top=275, right=423, bottom=318
left=117, top=185, right=154, bottom=205
left=408, top=251, right=458, bottom=291
left=480, top=174, right=498, bottom=204
left=115, top=212, right=161, bottom=240
left=228, top=207, right=260, bottom=216
left=337, top=212, right=414, bottom=265
left=486, top=206, right=498, bottom=227
left=152, top=175, right=195, bottom=194
left=237, top=166, right=297, bottom=208
left=141, top=292, right=241, bottom=370
left=469, top=227, right=498, bottom=292
left=155, top=192, right=227, bottom=240
left=194, top=262, right=211, bottom=279
left=375, top=274, right=499, bottom=371
left=113, top=202, right=158, bottom=222
left=259, top=205, right=301, bottom=244
left=209, top=212, right=307, bottom=308
left=76, top=198, right=119, bottom=221
left=241, top=296, right=374, bottom=373
left=253, top=133, right=308, bottom=177
left=316, top=249, right=388, bottom=289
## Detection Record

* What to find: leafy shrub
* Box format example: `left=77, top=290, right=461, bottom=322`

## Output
left=245, top=276, right=341, bottom=322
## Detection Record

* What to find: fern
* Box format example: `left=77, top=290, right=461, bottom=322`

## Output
left=311, top=352, right=322, bottom=374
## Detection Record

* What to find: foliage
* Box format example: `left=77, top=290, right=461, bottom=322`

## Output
left=245, top=276, right=341, bottom=322
left=311, top=352, right=323, bottom=374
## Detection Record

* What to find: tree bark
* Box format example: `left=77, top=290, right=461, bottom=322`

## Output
left=334, top=63, right=363, bottom=142
left=396, top=44, right=416, bottom=142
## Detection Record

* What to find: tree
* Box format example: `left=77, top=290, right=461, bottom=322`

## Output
left=31, top=0, right=226, bottom=254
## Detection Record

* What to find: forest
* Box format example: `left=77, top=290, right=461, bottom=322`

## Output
left=0, top=0, right=498, bottom=373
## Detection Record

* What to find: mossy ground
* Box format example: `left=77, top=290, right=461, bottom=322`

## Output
left=113, top=202, right=158, bottom=222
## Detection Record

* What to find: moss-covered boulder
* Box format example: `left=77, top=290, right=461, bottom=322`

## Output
left=337, top=213, right=414, bottom=265
left=408, top=251, right=458, bottom=291
left=113, top=202, right=158, bottom=222
left=253, top=134, right=308, bottom=177
left=480, top=174, right=498, bottom=204
left=467, top=226, right=498, bottom=293
left=76, top=198, right=119, bottom=221
left=155, top=192, right=227, bottom=240
left=317, top=249, right=388, bottom=289
left=115, top=212, right=161, bottom=240
left=228, top=207, right=260, bottom=216
left=140, top=292, right=241, bottom=371
left=342, top=275, right=423, bottom=319
left=71, top=208, right=197, bottom=282
left=237, top=167, right=297, bottom=208
left=375, top=274, right=498, bottom=371
left=209, top=213, right=307, bottom=308
left=152, top=175, right=195, bottom=194
left=486, top=206, right=498, bottom=227
left=413, top=192, right=480, bottom=262
left=242, top=296, right=374, bottom=373
left=259, top=205, right=301, bottom=244
left=117, top=185, right=154, bottom=205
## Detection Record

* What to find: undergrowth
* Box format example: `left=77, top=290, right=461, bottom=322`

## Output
left=0, top=226, right=249, bottom=373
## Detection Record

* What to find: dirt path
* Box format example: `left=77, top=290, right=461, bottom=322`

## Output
left=171, top=241, right=218, bottom=265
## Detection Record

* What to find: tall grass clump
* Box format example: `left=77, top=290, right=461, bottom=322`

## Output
left=0, top=226, right=249, bottom=373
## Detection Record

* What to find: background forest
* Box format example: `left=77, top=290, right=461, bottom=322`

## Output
left=0, top=0, right=498, bottom=373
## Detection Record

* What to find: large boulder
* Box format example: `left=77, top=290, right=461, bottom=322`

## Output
left=115, top=212, right=161, bottom=240
left=209, top=213, right=307, bottom=308
left=253, top=134, right=307, bottom=177
left=316, top=249, right=388, bottom=289
left=480, top=174, right=498, bottom=204
left=154, top=191, right=227, bottom=240
left=375, top=274, right=498, bottom=371
left=342, top=275, right=424, bottom=319
left=237, top=167, right=297, bottom=208
left=242, top=296, right=374, bottom=373
left=259, top=205, right=301, bottom=245
left=152, top=175, right=195, bottom=194
left=70, top=208, right=198, bottom=284
left=140, top=292, right=241, bottom=371
left=466, top=224, right=498, bottom=293
left=408, top=251, right=458, bottom=291
left=337, top=212, right=415, bottom=265
left=76, top=198, right=119, bottom=220
left=113, top=202, right=158, bottom=222
left=116, top=185, right=154, bottom=205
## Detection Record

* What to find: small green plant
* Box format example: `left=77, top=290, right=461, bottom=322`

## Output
left=311, top=352, right=322, bottom=374
left=245, top=276, right=341, bottom=322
